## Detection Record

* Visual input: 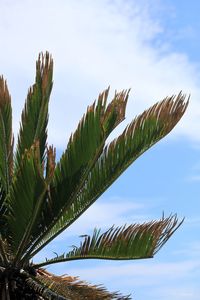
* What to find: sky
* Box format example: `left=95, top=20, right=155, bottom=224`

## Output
left=0, top=0, right=200, bottom=299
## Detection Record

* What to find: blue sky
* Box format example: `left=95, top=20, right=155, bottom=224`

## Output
left=0, top=0, right=200, bottom=299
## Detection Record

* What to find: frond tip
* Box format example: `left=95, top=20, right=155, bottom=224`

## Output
left=15, top=51, right=53, bottom=170
left=0, top=76, right=13, bottom=194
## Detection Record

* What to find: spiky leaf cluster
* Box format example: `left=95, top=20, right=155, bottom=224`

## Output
left=0, top=52, right=188, bottom=299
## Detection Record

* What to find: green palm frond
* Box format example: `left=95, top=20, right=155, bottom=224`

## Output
left=34, top=215, right=181, bottom=268
left=7, top=141, right=47, bottom=259
left=48, top=88, right=129, bottom=228
left=15, top=52, right=53, bottom=171
left=22, top=89, right=129, bottom=261
left=0, top=77, right=13, bottom=242
left=0, top=77, right=13, bottom=195
left=28, top=93, right=188, bottom=258
left=0, top=183, right=7, bottom=238
left=0, top=53, right=189, bottom=299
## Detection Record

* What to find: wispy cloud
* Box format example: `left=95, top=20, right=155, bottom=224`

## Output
left=186, top=175, right=200, bottom=182
left=39, top=194, right=166, bottom=247
left=172, top=240, right=200, bottom=257
left=151, top=286, right=200, bottom=300
left=0, top=0, right=199, bottom=148
left=55, top=259, right=200, bottom=281
left=186, top=217, right=200, bottom=227
left=44, top=258, right=200, bottom=299
left=1, top=2, right=199, bottom=298
left=58, top=197, right=151, bottom=237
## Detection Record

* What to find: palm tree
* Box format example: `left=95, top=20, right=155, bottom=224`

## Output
left=0, top=52, right=188, bottom=300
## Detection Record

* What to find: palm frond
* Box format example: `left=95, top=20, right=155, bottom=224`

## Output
left=48, top=88, right=128, bottom=228
left=0, top=236, right=9, bottom=266
left=34, top=268, right=131, bottom=300
left=45, top=145, right=56, bottom=181
left=25, top=276, right=68, bottom=300
left=22, top=89, right=129, bottom=261
left=28, top=93, right=188, bottom=258
left=0, top=76, right=13, bottom=194
left=34, top=215, right=182, bottom=269
left=0, top=52, right=189, bottom=300
left=0, top=183, right=7, bottom=238
left=7, top=141, right=47, bottom=260
left=15, top=52, right=53, bottom=170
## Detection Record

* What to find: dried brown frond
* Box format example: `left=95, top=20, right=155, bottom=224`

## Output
left=46, top=145, right=56, bottom=180
left=36, top=52, right=53, bottom=94
left=36, top=269, right=131, bottom=300
left=0, top=76, right=11, bottom=106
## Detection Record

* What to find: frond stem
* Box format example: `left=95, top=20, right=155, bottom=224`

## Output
left=22, top=138, right=107, bottom=263
left=34, top=255, right=153, bottom=269
left=13, top=186, right=48, bottom=266
left=0, top=238, right=9, bottom=266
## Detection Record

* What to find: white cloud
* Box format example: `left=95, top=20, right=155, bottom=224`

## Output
left=0, top=0, right=200, bottom=149
left=58, top=259, right=199, bottom=281
left=187, top=175, right=200, bottom=182
left=44, top=258, right=200, bottom=300
left=187, top=217, right=200, bottom=227
left=152, top=286, right=200, bottom=300
left=173, top=241, right=200, bottom=257
left=1, top=2, right=199, bottom=298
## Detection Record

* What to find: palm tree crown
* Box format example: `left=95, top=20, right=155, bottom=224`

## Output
left=0, top=52, right=188, bottom=299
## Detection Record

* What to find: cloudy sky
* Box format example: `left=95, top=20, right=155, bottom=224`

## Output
left=1, top=0, right=200, bottom=299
